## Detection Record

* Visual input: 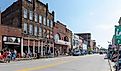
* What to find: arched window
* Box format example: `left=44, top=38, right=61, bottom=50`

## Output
left=54, top=33, right=61, bottom=42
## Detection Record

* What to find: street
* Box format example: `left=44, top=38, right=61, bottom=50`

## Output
left=0, top=54, right=110, bottom=71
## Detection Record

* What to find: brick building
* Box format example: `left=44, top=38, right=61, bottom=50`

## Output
left=75, top=33, right=91, bottom=53
left=1, top=0, right=54, bottom=57
left=53, top=21, right=72, bottom=56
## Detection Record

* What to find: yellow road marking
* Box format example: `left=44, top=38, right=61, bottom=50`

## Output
left=16, top=58, right=79, bottom=71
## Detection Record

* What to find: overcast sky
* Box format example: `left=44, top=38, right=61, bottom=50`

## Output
left=0, top=0, right=121, bottom=48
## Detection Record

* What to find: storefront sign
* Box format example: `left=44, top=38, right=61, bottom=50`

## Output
left=3, top=36, right=21, bottom=45
left=55, top=40, right=70, bottom=45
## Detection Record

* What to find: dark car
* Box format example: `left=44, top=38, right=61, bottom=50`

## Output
left=99, top=52, right=103, bottom=54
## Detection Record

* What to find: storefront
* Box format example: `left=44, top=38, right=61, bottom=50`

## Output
left=54, top=40, right=71, bottom=55
left=2, top=36, right=21, bottom=53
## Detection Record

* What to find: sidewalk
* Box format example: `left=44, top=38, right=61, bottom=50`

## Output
left=108, top=59, right=115, bottom=71
left=0, top=54, right=93, bottom=63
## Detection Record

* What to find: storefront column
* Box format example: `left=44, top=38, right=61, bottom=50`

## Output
left=33, top=40, right=35, bottom=54
left=52, top=43, right=54, bottom=57
left=38, top=41, right=40, bottom=53
left=41, top=41, right=43, bottom=57
left=28, top=39, right=30, bottom=54
left=21, top=38, right=23, bottom=57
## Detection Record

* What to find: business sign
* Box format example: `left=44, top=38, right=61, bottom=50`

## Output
left=3, top=36, right=21, bottom=45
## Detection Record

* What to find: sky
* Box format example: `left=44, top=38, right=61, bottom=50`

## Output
left=0, top=0, right=121, bottom=48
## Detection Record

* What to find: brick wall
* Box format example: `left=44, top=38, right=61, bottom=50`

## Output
left=0, top=25, right=22, bottom=50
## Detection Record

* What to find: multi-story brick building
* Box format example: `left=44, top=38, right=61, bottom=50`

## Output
left=53, top=21, right=72, bottom=56
left=75, top=33, right=91, bottom=53
left=1, top=0, right=54, bottom=57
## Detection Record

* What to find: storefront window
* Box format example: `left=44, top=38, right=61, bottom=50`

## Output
left=23, top=8, right=27, bottom=18
left=23, top=23, right=28, bottom=34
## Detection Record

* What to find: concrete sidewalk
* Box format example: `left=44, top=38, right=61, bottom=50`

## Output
left=108, top=59, right=115, bottom=71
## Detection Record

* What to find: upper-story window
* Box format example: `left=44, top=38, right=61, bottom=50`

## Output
left=35, top=13, right=38, bottom=22
left=23, top=8, right=27, bottom=18
left=29, top=10, right=33, bottom=20
left=34, top=26, right=37, bottom=36
left=50, top=20, right=53, bottom=28
left=47, top=19, right=50, bottom=27
left=43, top=17, right=46, bottom=25
left=23, top=23, right=28, bottom=34
left=29, top=24, right=33, bottom=35
left=28, top=0, right=32, bottom=2
left=38, top=27, right=42, bottom=37
left=39, top=15, right=42, bottom=23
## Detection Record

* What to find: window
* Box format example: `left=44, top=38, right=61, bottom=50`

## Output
left=23, top=8, right=27, bottom=18
left=34, top=26, right=37, bottom=36
left=50, top=20, right=53, bottom=28
left=43, top=17, right=46, bottom=25
left=35, top=13, right=38, bottom=22
left=29, top=24, right=33, bottom=35
left=23, top=23, right=28, bottom=34
left=29, top=10, right=33, bottom=20
left=28, top=0, right=31, bottom=2
left=39, top=15, right=42, bottom=23
left=43, top=29, right=47, bottom=38
left=47, top=19, right=49, bottom=27
left=38, top=27, right=42, bottom=36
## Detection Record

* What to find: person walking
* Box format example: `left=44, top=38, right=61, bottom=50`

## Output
left=6, top=50, right=11, bottom=63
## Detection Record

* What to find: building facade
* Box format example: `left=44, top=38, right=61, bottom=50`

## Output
left=53, top=21, right=72, bottom=56
left=1, top=0, right=54, bottom=57
left=75, top=33, right=91, bottom=53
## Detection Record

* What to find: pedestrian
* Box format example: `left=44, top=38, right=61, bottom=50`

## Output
left=6, top=50, right=11, bottom=63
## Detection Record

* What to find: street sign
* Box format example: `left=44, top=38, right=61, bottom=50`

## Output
left=115, top=39, right=121, bottom=44
left=115, top=26, right=121, bottom=44
left=115, top=26, right=121, bottom=39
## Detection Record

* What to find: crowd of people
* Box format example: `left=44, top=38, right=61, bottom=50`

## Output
left=0, top=49, right=17, bottom=63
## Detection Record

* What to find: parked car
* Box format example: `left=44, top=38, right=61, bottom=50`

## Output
left=99, top=52, right=103, bottom=54
left=73, top=50, right=81, bottom=56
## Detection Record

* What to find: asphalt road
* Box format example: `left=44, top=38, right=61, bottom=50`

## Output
left=0, top=54, right=110, bottom=71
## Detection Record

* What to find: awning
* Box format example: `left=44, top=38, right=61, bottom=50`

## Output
left=55, top=40, right=70, bottom=46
